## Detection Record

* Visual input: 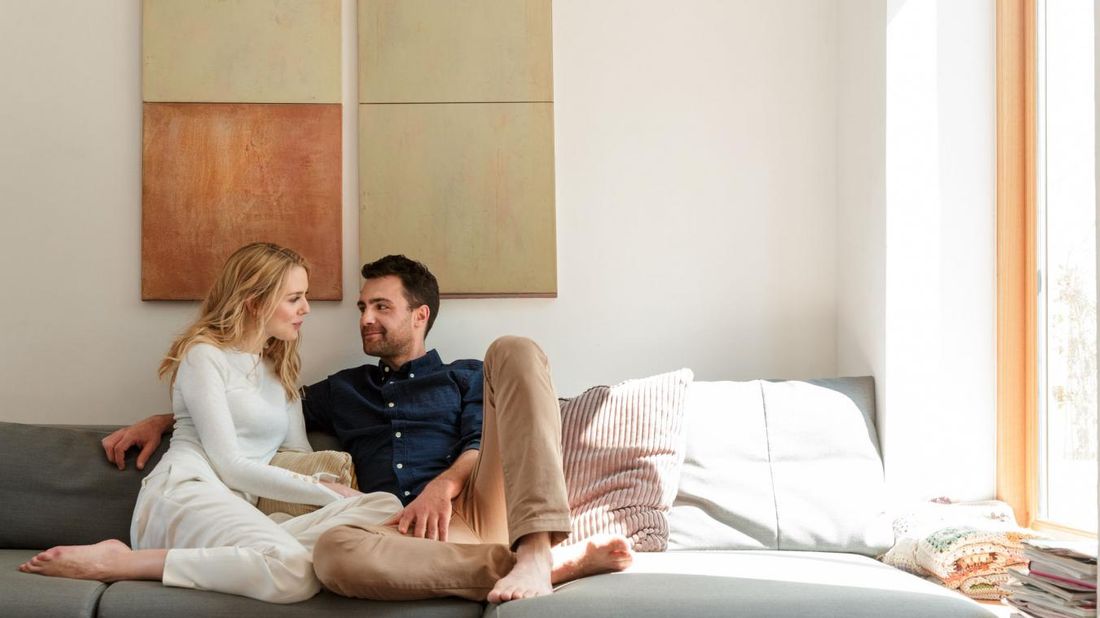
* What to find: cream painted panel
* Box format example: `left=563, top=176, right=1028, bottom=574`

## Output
left=358, top=0, right=552, bottom=103
left=359, top=102, right=556, bottom=296
left=143, top=0, right=341, bottom=103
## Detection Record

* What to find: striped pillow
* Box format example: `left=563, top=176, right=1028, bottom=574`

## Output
left=255, top=450, right=358, bottom=517
left=560, top=369, right=694, bottom=552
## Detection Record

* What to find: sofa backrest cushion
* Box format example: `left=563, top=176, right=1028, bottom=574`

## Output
left=0, top=422, right=169, bottom=549
left=763, top=378, right=892, bottom=554
left=667, top=377, right=893, bottom=556
left=667, top=380, right=777, bottom=550
left=307, top=430, right=341, bottom=451
left=0, top=423, right=346, bottom=549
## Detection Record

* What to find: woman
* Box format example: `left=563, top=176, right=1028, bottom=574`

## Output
left=19, top=243, right=401, bottom=603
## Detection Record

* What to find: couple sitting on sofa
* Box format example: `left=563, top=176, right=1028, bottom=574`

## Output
left=18, top=243, right=631, bottom=604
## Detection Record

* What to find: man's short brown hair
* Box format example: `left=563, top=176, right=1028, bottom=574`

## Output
left=361, top=255, right=441, bottom=335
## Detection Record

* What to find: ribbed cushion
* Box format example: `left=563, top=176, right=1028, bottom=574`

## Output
left=255, top=450, right=358, bottom=517
left=559, top=369, right=693, bottom=551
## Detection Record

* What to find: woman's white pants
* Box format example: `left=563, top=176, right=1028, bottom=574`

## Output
left=131, top=465, right=402, bottom=604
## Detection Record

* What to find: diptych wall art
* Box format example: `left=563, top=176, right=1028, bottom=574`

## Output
left=141, top=0, right=556, bottom=299
left=141, top=0, right=342, bottom=300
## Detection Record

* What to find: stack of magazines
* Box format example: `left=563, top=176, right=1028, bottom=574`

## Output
left=1005, top=539, right=1097, bottom=618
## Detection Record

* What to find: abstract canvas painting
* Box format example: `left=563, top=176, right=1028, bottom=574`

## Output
left=141, top=0, right=342, bottom=300
left=142, top=103, right=342, bottom=300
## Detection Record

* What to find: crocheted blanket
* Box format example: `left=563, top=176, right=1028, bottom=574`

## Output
left=881, top=500, right=1042, bottom=600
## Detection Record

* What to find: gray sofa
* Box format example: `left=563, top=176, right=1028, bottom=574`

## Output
left=1, top=377, right=997, bottom=617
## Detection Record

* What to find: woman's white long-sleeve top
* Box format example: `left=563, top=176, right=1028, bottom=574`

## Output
left=156, top=343, right=341, bottom=506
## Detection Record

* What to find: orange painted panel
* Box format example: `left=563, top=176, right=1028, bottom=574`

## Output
left=142, top=103, right=341, bottom=300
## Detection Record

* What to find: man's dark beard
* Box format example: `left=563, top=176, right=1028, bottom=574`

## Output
left=362, top=333, right=407, bottom=360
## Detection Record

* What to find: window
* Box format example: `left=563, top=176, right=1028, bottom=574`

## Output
left=997, top=0, right=1097, bottom=536
left=1035, top=0, right=1096, bottom=533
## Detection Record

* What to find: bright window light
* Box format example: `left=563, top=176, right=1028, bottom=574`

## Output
left=1037, top=0, right=1097, bottom=534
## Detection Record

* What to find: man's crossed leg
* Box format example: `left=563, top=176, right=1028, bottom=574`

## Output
left=313, top=336, right=631, bottom=602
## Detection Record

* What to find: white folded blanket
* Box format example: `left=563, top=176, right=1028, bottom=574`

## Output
left=880, top=500, right=1041, bottom=600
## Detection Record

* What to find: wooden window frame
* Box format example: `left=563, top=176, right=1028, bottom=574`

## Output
left=997, top=0, right=1098, bottom=538
left=996, top=0, right=1038, bottom=529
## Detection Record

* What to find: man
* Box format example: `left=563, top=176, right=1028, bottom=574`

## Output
left=104, top=255, right=631, bottom=602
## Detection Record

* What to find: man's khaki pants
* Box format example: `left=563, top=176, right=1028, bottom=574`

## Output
left=313, top=336, right=571, bottom=601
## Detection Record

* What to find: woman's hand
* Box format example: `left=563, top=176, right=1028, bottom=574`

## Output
left=320, top=480, right=362, bottom=498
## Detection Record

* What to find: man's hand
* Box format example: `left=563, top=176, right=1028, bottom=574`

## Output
left=386, top=449, right=477, bottom=541
left=387, top=478, right=457, bottom=541
left=101, top=414, right=173, bottom=471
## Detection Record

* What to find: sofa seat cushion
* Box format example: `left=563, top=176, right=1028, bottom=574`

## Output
left=0, top=549, right=107, bottom=618
left=98, top=581, right=484, bottom=618
left=485, top=551, right=996, bottom=618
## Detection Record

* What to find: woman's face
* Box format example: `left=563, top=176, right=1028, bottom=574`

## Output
left=263, top=266, right=310, bottom=342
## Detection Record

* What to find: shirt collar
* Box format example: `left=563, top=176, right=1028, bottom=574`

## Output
left=378, top=349, right=443, bottom=378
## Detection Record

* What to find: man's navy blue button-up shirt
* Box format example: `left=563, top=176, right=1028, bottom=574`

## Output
left=301, top=350, right=483, bottom=505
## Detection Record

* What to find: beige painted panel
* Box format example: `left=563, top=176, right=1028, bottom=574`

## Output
left=359, top=0, right=552, bottom=103
left=359, top=103, right=556, bottom=296
left=143, top=0, right=341, bottom=103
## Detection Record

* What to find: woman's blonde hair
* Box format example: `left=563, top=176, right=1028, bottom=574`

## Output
left=159, top=242, right=308, bottom=400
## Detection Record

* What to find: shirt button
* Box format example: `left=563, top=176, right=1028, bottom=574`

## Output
left=388, top=402, right=395, bottom=408
left=384, top=366, right=389, bottom=372
left=404, top=490, right=411, bottom=497
left=396, top=463, right=404, bottom=469
left=395, top=431, right=402, bottom=438
left=409, top=373, right=415, bottom=378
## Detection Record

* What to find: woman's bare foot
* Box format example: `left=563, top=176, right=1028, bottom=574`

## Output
left=18, top=539, right=149, bottom=582
left=487, top=533, right=553, bottom=604
left=551, top=535, right=633, bottom=584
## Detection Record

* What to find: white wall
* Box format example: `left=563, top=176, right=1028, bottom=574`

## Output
left=0, top=0, right=840, bottom=423
left=838, top=0, right=996, bottom=503
left=921, top=0, right=996, bottom=502
left=836, top=0, right=886, bottom=404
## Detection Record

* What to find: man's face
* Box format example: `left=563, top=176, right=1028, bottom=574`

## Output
left=357, top=275, right=423, bottom=360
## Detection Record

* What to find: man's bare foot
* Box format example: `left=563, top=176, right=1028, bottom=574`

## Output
left=487, top=534, right=553, bottom=603
left=551, top=535, right=633, bottom=584
left=18, top=539, right=135, bottom=581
